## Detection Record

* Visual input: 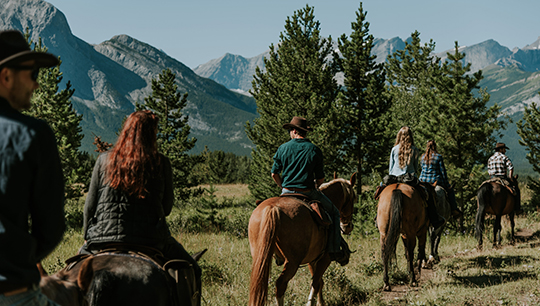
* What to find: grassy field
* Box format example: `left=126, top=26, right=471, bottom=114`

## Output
left=43, top=184, right=540, bottom=305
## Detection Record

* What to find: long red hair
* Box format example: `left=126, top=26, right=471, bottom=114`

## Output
left=107, top=110, right=160, bottom=198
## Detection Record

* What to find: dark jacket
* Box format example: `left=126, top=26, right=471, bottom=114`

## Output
left=0, top=97, right=65, bottom=291
left=83, top=152, right=174, bottom=249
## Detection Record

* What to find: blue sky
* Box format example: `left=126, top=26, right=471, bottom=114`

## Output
left=46, top=0, right=540, bottom=69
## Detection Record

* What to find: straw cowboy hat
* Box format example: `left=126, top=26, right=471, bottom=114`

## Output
left=283, top=116, right=313, bottom=132
left=0, top=30, right=59, bottom=68
left=495, top=142, right=509, bottom=150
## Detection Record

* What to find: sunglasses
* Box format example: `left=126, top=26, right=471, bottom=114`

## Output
left=7, top=65, right=40, bottom=81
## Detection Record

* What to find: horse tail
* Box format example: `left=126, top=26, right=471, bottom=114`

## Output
left=382, top=189, right=403, bottom=267
left=475, top=183, right=491, bottom=241
left=249, top=205, right=279, bottom=306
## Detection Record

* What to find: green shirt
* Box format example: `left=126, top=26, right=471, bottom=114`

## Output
left=271, top=138, right=324, bottom=189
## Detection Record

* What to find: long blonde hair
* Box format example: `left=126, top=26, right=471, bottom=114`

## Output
left=395, top=126, right=415, bottom=169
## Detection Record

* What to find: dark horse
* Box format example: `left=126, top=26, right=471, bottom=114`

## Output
left=40, top=248, right=206, bottom=306
left=475, top=176, right=520, bottom=249
left=377, top=183, right=429, bottom=291
left=248, top=173, right=357, bottom=306
left=422, top=185, right=451, bottom=269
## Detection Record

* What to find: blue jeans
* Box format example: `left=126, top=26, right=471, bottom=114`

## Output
left=281, top=188, right=341, bottom=253
left=0, top=285, right=59, bottom=306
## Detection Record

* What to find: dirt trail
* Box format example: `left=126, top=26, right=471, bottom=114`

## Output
left=379, top=227, right=540, bottom=304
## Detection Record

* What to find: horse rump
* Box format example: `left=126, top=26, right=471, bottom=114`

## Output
left=78, top=255, right=175, bottom=306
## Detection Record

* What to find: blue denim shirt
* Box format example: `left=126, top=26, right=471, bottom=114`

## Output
left=0, top=97, right=64, bottom=290
left=389, top=144, right=419, bottom=177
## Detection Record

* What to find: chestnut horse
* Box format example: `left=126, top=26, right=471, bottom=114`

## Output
left=475, top=176, right=520, bottom=249
left=377, top=183, right=428, bottom=291
left=248, top=173, right=357, bottom=306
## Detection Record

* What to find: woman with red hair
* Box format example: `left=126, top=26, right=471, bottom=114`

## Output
left=81, top=110, right=200, bottom=304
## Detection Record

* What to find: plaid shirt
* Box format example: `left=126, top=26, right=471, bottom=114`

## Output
left=419, top=153, right=450, bottom=189
left=487, top=152, right=513, bottom=177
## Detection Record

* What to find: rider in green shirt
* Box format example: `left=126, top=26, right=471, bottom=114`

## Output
left=271, top=116, right=348, bottom=265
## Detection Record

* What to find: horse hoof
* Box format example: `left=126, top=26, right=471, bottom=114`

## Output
left=411, top=281, right=418, bottom=287
left=383, top=285, right=392, bottom=292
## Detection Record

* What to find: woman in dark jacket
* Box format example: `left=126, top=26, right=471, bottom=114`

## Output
left=81, top=110, right=200, bottom=304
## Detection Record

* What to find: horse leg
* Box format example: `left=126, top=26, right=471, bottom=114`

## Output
left=402, top=237, right=417, bottom=287
left=275, top=262, right=300, bottom=306
left=381, top=234, right=392, bottom=291
left=433, top=230, right=442, bottom=262
left=510, top=212, right=516, bottom=245
left=307, top=257, right=331, bottom=306
left=417, top=232, right=427, bottom=278
left=493, top=215, right=502, bottom=248
left=424, top=228, right=436, bottom=269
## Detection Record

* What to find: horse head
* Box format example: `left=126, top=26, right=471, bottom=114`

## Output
left=320, top=172, right=357, bottom=235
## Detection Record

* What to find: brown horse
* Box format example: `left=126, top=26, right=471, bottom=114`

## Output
left=475, top=176, right=520, bottom=249
left=39, top=249, right=206, bottom=306
left=248, top=173, right=357, bottom=306
left=377, top=183, right=428, bottom=291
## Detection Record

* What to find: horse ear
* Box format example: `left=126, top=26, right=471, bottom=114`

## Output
left=77, top=257, right=95, bottom=294
left=350, top=172, right=357, bottom=187
left=334, top=172, right=337, bottom=180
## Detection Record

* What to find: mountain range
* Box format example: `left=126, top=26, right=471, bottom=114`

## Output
left=2, top=0, right=539, bottom=173
left=194, top=35, right=540, bottom=174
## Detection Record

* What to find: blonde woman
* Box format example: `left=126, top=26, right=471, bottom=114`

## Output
left=383, top=127, right=444, bottom=228
left=389, top=126, right=419, bottom=176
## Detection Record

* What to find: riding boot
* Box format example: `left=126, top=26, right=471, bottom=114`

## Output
left=330, top=237, right=351, bottom=266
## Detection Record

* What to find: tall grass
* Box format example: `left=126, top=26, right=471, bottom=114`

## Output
left=44, top=184, right=540, bottom=305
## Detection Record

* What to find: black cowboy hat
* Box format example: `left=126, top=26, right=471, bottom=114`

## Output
left=0, top=30, right=59, bottom=69
left=283, top=116, right=313, bottom=132
left=495, top=142, right=509, bottom=150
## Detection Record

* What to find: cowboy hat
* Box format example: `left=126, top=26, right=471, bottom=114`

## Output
left=495, top=142, right=509, bottom=150
left=282, top=116, right=313, bottom=132
left=0, top=30, right=59, bottom=69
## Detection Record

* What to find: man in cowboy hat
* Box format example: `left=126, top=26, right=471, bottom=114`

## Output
left=487, top=142, right=521, bottom=213
left=0, top=29, right=65, bottom=305
left=271, top=116, right=349, bottom=265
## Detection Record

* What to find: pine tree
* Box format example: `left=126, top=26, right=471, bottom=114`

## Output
left=23, top=33, right=86, bottom=199
left=385, top=31, right=442, bottom=135
left=137, top=68, right=201, bottom=202
left=246, top=5, right=343, bottom=199
left=516, top=98, right=540, bottom=207
left=335, top=3, right=392, bottom=194
left=421, top=42, right=506, bottom=228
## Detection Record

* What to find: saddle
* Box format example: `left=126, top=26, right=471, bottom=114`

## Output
left=374, top=174, right=429, bottom=207
left=481, top=177, right=517, bottom=196
left=280, top=193, right=332, bottom=226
